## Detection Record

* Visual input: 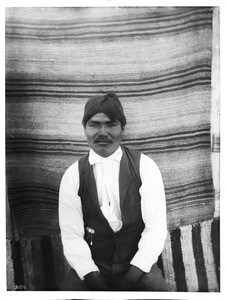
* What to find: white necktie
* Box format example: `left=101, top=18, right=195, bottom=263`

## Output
left=89, top=148, right=123, bottom=232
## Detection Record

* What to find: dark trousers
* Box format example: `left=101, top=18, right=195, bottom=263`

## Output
left=58, top=262, right=168, bottom=291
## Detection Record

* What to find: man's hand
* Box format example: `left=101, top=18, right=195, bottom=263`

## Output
left=84, top=271, right=109, bottom=291
left=117, top=265, right=144, bottom=291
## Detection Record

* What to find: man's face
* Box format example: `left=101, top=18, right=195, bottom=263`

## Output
left=84, top=112, right=124, bottom=157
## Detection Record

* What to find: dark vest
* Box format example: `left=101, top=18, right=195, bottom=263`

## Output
left=78, top=146, right=145, bottom=265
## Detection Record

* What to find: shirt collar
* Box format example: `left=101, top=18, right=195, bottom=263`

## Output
left=89, top=146, right=123, bottom=165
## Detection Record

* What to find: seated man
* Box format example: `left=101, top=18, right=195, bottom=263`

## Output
left=58, top=92, right=168, bottom=291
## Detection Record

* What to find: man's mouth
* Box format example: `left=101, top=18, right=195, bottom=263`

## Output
left=94, top=139, right=112, bottom=144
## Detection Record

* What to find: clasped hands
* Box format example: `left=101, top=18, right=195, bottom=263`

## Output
left=84, top=265, right=143, bottom=291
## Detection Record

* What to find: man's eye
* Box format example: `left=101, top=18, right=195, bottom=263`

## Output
left=108, top=123, right=116, bottom=128
left=89, top=123, right=99, bottom=128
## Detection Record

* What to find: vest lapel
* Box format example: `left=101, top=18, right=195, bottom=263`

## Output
left=119, top=148, right=133, bottom=208
left=84, top=161, right=113, bottom=229
left=84, top=163, right=100, bottom=209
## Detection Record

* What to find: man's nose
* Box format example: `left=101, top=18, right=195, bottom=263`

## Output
left=98, top=125, right=108, bottom=136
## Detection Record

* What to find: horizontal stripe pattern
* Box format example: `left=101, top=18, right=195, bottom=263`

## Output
left=7, top=177, right=214, bottom=237
left=7, top=176, right=213, bottom=212
left=6, top=7, right=212, bottom=27
left=6, top=126, right=211, bottom=155
left=7, top=218, right=219, bottom=291
left=5, top=7, right=212, bottom=41
left=8, top=185, right=58, bottom=216
left=6, top=64, right=211, bottom=99
left=6, top=6, right=215, bottom=238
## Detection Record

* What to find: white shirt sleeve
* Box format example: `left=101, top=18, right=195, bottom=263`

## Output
left=130, top=153, right=167, bottom=273
left=58, top=161, right=99, bottom=280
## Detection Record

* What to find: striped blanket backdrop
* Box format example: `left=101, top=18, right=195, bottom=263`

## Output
left=6, top=7, right=220, bottom=291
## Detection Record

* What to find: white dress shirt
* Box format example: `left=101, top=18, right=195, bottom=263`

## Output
left=59, top=146, right=167, bottom=280
left=89, top=147, right=123, bottom=232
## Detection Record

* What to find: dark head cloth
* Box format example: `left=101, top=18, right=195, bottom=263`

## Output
left=82, top=93, right=127, bottom=128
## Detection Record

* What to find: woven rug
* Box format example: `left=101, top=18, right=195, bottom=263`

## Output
left=6, top=7, right=216, bottom=238
left=7, top=218, right=219, bottom=291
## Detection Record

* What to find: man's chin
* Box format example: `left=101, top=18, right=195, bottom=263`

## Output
left=92, top=144, right=116, bottom=157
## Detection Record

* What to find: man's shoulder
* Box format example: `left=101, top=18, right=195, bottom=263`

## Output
left=63, top=152, right=89, bottom=175
left=64, top=159, right=79, bottom=175
left=122, top=146, right=159, bottom=168
left=122, top=146, right=155, bottom=163
left=60, top=159, right=80, bottom=187
left=121, top=145, right=141, bottom=157
left=77, top=152, right=90, bottom=170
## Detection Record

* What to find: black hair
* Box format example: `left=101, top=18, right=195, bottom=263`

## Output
left=82, top=93, right=127, bottom=129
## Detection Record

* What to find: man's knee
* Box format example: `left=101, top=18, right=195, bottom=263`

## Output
left=136, top=263, right=169, bottom=291
left=57, top=268, right=88, bottom=291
